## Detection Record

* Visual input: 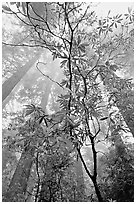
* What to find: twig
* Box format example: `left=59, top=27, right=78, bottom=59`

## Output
left=36, top=61, right=64, bottom=90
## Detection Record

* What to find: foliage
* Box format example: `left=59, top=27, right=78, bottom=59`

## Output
left=98, top=140, right=134, bottom=202
left=3, top=103, right=87, bottom=201
left=2, top=2, right=134, bottom=202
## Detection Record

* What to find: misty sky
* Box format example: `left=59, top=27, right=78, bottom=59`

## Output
left=94, top=2, right=134, bottom=17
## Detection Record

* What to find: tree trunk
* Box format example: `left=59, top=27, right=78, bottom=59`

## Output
left=75, top=156, right=85, bottom=201
left=3, top=146, right=35, bottom=202
left=23, top=78, right=54, bottom=202
left=99, top=68, right=134, bottom=136
left=2, top=51, right=42, bottom=102
left=117, top=90, right=134, bottom=136
left=92, top=177, right=103, bottom=202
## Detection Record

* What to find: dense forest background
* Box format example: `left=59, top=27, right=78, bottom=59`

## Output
left=2, top=2, right=134, bottom=202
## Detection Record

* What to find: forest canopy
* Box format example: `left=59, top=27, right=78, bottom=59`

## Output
left=2, top=2, right=134, bottom=202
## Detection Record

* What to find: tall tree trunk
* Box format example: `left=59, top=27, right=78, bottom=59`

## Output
left=117, top=90, right=134, bottom=136
left=75, top=156, right=85, bottom=201
left=2, top=51, right=42, bottom=102
left=24, top=78, right=54, bottom=202
left=2, top=51, right=43, bottom=202
left=3, top=146, right=35, bottom=202
left=99, top=67, right=134, bottom=136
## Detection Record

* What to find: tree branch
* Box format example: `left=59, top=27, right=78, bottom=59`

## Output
left=36, top=61, right=64, bottom=90
left=77, top=147, right=93, bottom=180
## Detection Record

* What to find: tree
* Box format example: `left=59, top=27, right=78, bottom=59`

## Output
left=2, top=2, right=134, bottom=202
left=2, top=50, right=42, bottom=102
left=98, top=138, right=134, bottom=202
left=3, top=146, right=35, bottom=202
left=2, top=74, right=54, bottom=202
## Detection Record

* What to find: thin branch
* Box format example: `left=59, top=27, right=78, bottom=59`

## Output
left=35, top=152, right=40, bottom=202
left=73, top=5, right=90, bottom=31
left=2, top=42, right=45, bottom=48
left=77, top=147, right=93, bottom=180
left=67, top=3, right=83, bottom=15
left=93, top=116, right=101, bottom=138
left=86, top=53, right=101, bottom=77
left=36, top=61, right=64, bottom=90
left=64, top=3, right=74, bottom=33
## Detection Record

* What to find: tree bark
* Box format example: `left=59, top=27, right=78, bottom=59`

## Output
left=75, top=156, right=85, bottom=201
left=117, top=90, right=134, bottom=136
left=3, top=146, right=35, bottom=202
left=99, top=68, right=134, bottom=136
left=92, top=177, right=103, bottom=202
left=2, top=51, right=41, bottom=102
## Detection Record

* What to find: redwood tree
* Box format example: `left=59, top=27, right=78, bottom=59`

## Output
left=2, top=2, right=134, bottom=202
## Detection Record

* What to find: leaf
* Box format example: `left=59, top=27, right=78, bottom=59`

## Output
left=120, top=127, right=128, bottom=133
left=67, top=61, right=69, bottom=68
left=63, top=52, right=68, bottom=58
left=128, top=7, right=132, bottom=14
left=110, top=118, right=115, bottom=124
left=25, top=109, right=34, bottom=116
left=61, top=80, right=68, bottom=87
left=63, top=94, right=70, bottom=99
left=10, top=2, right=16, bottom=5
left=110, top=64, right=118, bottom=71
left=105, top=61, right=110, bottom=66
left=117, top=19, right=122, bottom=23
left=22, top=2, right=26, bottom=14
left=44, top=118, right=48, bottom=126
left=99, top=28, right=102, bottom=35
left=16, top=2, right=21, bottom=8
left=90, top=11, right=94, bottom=15
left=109, top=28, right=113, bottom=32
left=110, top=22, right=114, bottom=27
left=80, top=42, right=89, bottom=47
left=108, top=10, right=111, bottom=15
left=108, top=95, right=113, bottom=102
left=60, top=60, right=67, bottom=67
left=77, top=35, right=81, bottom=45
left=75, top=84, right=80, bottom=93
left=2, top=5, right=11, bottom=12
left=39, top=116, right=45, bottom=124
left=50, top=46, right=56, bottom=51
left=99, top=20, right=102, bottom=25
left=79, top=45, right=86, bottom=53
left=24, top=104, right=35, bottom=116
left=109, top=110, right=117, bottom=117
left=52, top=52, right=58, bottom=61
left=100, top=116, right=109, bottom=121
left=24, top=104, right=34, bottom=109
left=118, top=14, right=122, bottom=18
